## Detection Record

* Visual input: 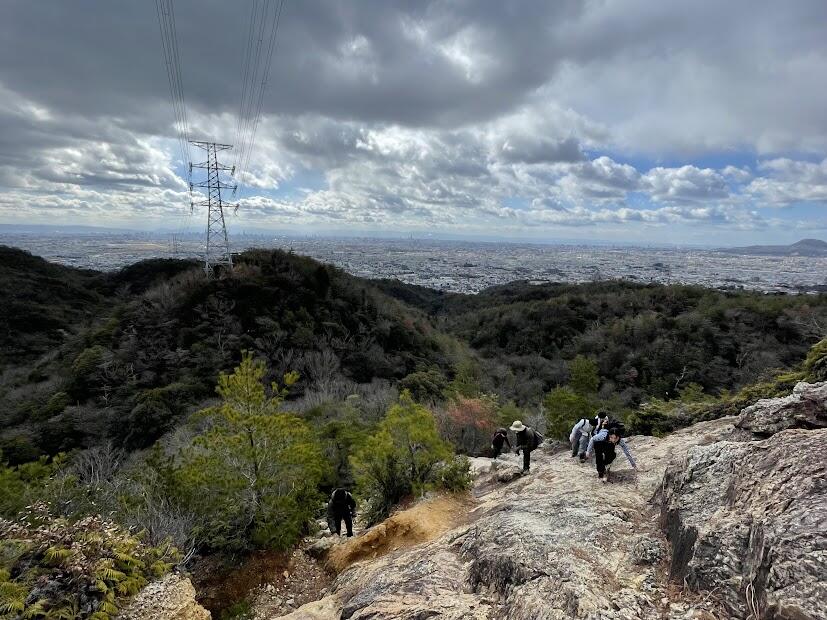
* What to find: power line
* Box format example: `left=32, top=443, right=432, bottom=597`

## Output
left=233, top=0, right=286, bottom=198
left=240, top=0, right=285, bottom=182
left=232, top=0, right=260, bottom=170
left=154, top=0, right=190, bottom=169
left=235, top=0, right=269, bottom=181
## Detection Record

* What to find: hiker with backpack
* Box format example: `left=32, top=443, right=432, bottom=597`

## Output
left=585, top=425, right=637, bottom=483
left=569, top=409, right=610, bottom=463
left=510, top=420, right=543, bottom=473
left=490, top=427, right=511, bottom=458
left=327, top=488, right=357, bottom=537
left=571, top=409, right=610, bottom=459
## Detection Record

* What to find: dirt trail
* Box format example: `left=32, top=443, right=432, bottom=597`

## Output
left=327, top=494, right=475, bottom=573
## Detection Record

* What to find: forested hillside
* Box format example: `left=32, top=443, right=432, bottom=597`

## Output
left=1, top=247, right=825, bottom=619
left=377, top=279, right=827, bottom=407
left=0, top=247, right=451, bottom=463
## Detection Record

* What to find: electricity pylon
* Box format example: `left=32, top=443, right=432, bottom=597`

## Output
left=189, top=141, right=237, bottom=276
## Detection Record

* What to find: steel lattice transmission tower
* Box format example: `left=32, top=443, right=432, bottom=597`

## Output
left=189, top=141, right=238, bottom=276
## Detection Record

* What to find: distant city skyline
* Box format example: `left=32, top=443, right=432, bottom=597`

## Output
left=3, top=231, right=825, bottom=295
left=1, top=1, right=826, bottom=244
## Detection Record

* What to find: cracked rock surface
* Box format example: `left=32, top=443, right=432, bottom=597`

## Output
left=273, top=382, right=827, bottom=620
left=277, top=420, right=733, bottom=619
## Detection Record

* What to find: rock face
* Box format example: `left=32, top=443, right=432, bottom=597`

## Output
left=735, top=381, right=827, bottom=436
left=661, top=382, right=827, bottom=620
left=269, top=382, right=827, bottom=620
left=275, top=421, right=736, bottom=619
left=118, top=574, right=210, bottom=620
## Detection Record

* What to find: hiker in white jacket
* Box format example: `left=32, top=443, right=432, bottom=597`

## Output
left=569, top=417, right=594, bottom=458
left=569, top=410, right=609, bottom=458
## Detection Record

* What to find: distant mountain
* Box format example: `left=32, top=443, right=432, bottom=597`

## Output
left=719, top=238, right=827, bottom=257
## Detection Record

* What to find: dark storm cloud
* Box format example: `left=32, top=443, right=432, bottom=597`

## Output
left=0, top=0, right=583, bottom=129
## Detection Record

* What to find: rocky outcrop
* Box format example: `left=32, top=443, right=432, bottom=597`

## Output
left=661, top=382, right=827, bottom=620
left=660, top=429, right=827, bottom=619
left=735, top=381, right=827, bottom=436
left=274, top=418, right=736, bottom=619
left=267, top=383, right=827, bottom=620
left=118, top=574, right=210, bottom=620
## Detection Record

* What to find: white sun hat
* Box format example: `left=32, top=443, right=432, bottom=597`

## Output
left=509, top=420, right=526, bottom=432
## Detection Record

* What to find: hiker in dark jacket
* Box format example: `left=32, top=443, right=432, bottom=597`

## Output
left=327, top=488, right=357, bottom=537
left=593, top=409, right=610, bottom=429
left=510, top=420, right=542, bottom=473
left=585, top=427, right=637, bottom=482
left=491, top=427, right=511, bottom=458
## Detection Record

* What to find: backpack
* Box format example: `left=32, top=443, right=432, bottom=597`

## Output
left=530, top=430, right=544, bottom=449
left=330, top=488, right=352, bottom=507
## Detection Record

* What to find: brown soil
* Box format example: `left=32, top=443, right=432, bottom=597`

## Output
left=326, top=493, right=474, bottom=574
left=250, top=547, right=333, bottom=619
left=190, top=550, right=289, bottom=616
left=190, top=546, right=334, bottom=619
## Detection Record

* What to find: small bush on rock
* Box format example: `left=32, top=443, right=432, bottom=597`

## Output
left=803, top=338, right=827, bottom=382
left=434, top=456, right=472, bottom=493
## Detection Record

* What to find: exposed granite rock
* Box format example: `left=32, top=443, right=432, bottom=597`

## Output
left=118, top=574, right=210, bottom=620
left=660, top=428, right=827, bottom=619
left=306, top=536, right=337, bottom=560
left=735, top=381, right=827, bottom=437
left=494, top=465, right=524, bottom=483
left=467, top=457, right=495, bottom=478
left=267, top=385, right=827, bottom=620
left=274, top=418, right=735, bottom=619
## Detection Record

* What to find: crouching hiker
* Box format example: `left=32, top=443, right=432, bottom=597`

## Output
left=510, top=420, right=543, bottom=473
left=569, top=417, right=595, bottom=458
left=327, top=488, right=357, bottom=537
left=585, top=427, right=637, bottom=483
left=491, top=427, right=511, bottom=458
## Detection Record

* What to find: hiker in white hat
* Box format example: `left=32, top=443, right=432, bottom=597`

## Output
left=509, top=420, right=543, bottom=473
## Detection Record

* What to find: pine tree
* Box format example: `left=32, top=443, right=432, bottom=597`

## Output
left=351, top=391, right=451, bottom=524
left=178, top=352, right=325, bottom=551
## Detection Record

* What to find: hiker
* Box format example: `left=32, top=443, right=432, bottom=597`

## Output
left=585, top=427, right=637, bottom=482
left=327, top=488, right=357, bottom=537
left=572, top=409, right=610, bottom=460
left=510, top=420, right=543, bottom=473
left=593, top=409, right=611, bottom=432
left=569, top=417, right=595, bottom=458
left=491, top=427, right=511, bottom=458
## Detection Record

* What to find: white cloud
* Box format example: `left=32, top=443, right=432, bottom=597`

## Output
left=644, top=165, right=730, bottom=204
left=746, top=158, right=827, bottom=206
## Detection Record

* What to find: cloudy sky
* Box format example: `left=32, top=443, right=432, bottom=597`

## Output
left=1, top=0, right=826, bottom=245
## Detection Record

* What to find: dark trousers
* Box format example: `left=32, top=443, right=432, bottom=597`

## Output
left=594, top=443, right=616, bottom=477
left=492, top=442, right=504, bottom=458
left=521, top=448, right=531, bottom=471
left=333, top=511, right=353, bottom=537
